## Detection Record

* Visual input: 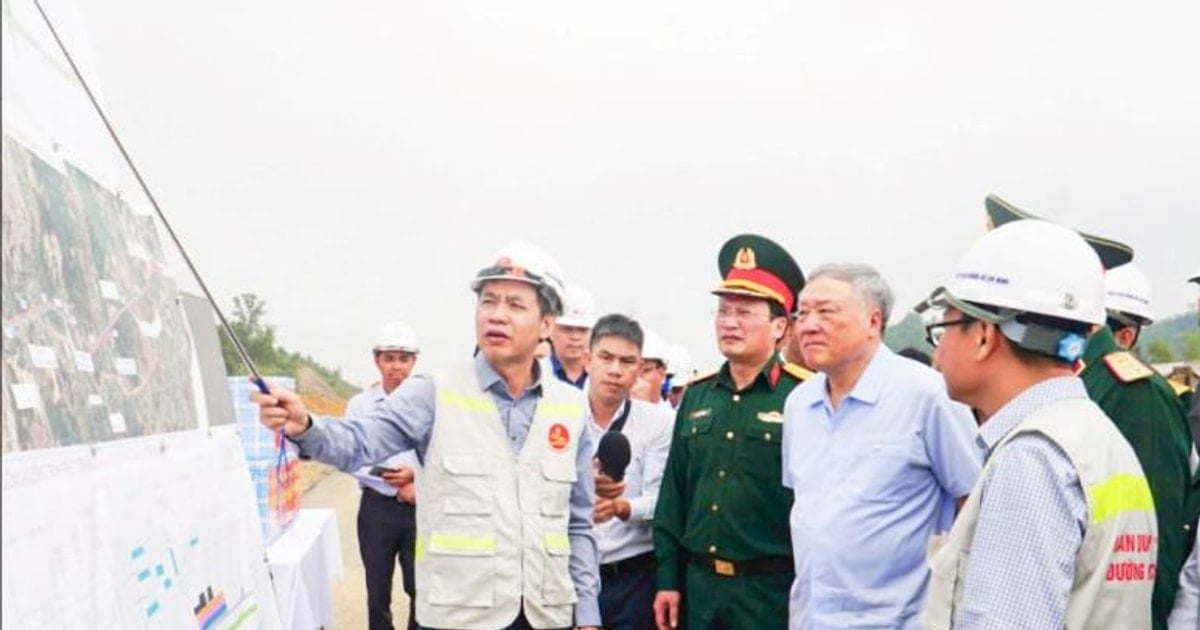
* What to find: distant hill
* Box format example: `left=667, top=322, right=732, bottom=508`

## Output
left=217, top=293, right=360, bottom=399
left=884, top=309, right=1200, bottom=363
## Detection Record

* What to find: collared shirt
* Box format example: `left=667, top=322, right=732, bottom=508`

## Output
left=955, top=376, right=1090, bottom=630
left=551, top=354, right=588, bottom=390
left=782, top=345, right=982, bottom=629
left=585, top=397, right=675, bottom=565
left=292, top=354, right=601, bottom=626
left=345, top=384, right=421, bottom=496
left=655, top=357, right=803, bottom=590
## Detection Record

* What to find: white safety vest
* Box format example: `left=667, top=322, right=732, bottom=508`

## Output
left=922, top=397, right=1157, bottom=630
left=414, top=362, right=586, bottom=630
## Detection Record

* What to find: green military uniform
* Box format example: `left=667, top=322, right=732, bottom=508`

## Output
left=654, top=234, right=808, bottom=630
left=1080, top=326, right=1199, bottom=630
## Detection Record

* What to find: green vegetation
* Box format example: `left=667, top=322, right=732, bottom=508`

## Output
left=885, top=310, right=1200, bottom=363
left=217, top=293, right=360, bottom=399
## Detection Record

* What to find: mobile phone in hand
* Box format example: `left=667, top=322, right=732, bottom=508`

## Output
left=369, top=465, right=395, bottom=477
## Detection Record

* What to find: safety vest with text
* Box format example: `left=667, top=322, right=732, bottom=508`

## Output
left=414, top=362, right=586, bottom=630
left=922, top=397, right=1156, bottom=630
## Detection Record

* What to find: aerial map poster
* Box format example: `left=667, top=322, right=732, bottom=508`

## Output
left=2, top=133, right=200, bottom=452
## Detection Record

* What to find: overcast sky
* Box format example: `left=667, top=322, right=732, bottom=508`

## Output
left=36, top=0, right=1200, bottom=385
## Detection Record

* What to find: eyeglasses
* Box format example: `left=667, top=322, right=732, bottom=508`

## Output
left=924, top=319, right=974, bottom=348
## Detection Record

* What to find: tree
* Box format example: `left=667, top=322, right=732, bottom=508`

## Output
left=1184, top=331, right=1200, bottom=361
left=1144, top=339, right=1175, bottom=364
left=219, top=293, right=282, bottom=375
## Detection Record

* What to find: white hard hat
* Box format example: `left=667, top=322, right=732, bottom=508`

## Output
left=920, top=219, right=1104, bottom=361
left=470, top=240, right=566, bottom=315
left=641, top=329, right=669, bottom=363
left=374, top=321, right=419, bottom=353
left=1104, top=263, right=1154, bottom=325
left=555, top=284, right=598, bottom=328
left=667, top=344, right=694, bottom=384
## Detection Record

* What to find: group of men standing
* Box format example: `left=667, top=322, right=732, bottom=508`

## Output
left=253, top=197, right=1199, bottom=630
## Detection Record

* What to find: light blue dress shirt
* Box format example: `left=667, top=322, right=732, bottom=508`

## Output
left=782, top=345, right=983, bottom=629
left=955, top=376, right=1090, bottom=630
left=344, top=384, right=421, bottom=496
left=291, top=354, right=602, bottom=627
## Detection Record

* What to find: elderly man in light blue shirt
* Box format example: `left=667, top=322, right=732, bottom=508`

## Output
left=782, top=263, right=982, bottom=629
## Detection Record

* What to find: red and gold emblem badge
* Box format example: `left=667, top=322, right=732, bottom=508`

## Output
left=548, top=423, right=570, bottom=452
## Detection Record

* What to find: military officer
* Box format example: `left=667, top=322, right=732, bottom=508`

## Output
left=987, top=199, right=1197, bottom=629
left=653, top=234, right=810, bottom=630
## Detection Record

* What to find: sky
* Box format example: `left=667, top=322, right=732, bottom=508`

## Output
left=15, top=0, right=1200, bottom=386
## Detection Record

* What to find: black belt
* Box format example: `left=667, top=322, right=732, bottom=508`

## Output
left=690, top=554, right=792, bottom=577
left=600, top=551, right=656, bottom=579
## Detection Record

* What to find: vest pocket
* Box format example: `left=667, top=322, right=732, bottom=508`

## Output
left=540, top=457, right=577, bottom=517
left=442, top=455, right=495, bottom=515
left=425, top=531, right=496, bottom=608
left=541, top=532, right=578, bottom=606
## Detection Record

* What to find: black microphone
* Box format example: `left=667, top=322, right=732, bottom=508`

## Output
left=596, top=432, right=632, bottom=482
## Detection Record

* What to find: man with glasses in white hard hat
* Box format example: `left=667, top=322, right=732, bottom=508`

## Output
left=1103, top=262, right=1157, bottom=352
left=253, top=241, right=601, bottom=630
left=918, top=219, right=1156, bottom=629
left=631, top=330, right=671, bottom=410
left=551, top=284, right=598, bottom=390
left=347, top=322, right=422, bottom=630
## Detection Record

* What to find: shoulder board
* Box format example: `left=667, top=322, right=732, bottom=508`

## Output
left=1102, top=351, right=1154, bottom=384
left=1168, top=379, right=1192, bottom=397
left=688, top=369, right=719, bottom=385
left=782, top=362, right=814, bottom=381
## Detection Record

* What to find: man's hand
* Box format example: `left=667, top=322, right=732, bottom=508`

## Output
left=594, top=472, right=626, bottom=500
left=382, top=467, right=416, bottom=504
left=251, top=379, right=311, bottom=437
left=594, top=497, right=631, bottom=523
left=575, top=626, right=601, bottom=630
left=654, top=590, right=681, bottom=630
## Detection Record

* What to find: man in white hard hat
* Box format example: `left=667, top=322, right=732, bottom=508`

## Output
left=631, top=329, right=670, bottom=409
left=253, top=241, right=601, bottom=630
left=665, top=345, right=693, bottom=409
left=919, top=219, right=1156, bottom=629
left=551, top=284, right=598, bottom=389
left=346, top=322, right=422, bottom=630
left=1084, top=260, right=1196, bottom=628
left=1103, top=262, right=1156, bottom=351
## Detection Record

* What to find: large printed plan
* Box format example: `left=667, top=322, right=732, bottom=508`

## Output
left=1, top=0, right=199, bottom=453
left=1, top=1, right=284, bottom=628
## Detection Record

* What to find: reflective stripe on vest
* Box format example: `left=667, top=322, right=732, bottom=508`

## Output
left=438, top=391, right=494, bottom=413
left=1087, top=473, right=1155, bottom=524
left=545, top=532, right=570, bottom=553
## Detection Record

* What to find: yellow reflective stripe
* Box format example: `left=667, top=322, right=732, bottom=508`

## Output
left=538, top=402, right=582, bottom=417
left=415, top=536, right=425, bottom=560
left=545, top=532, right=570, bottom=552
left=428, top=532, right=496, bottom=554
left=1088, top=473, right=1155, bottom=524
left=438, top=391, right=494, bottom=413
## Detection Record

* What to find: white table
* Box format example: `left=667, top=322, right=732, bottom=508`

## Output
left=266, top=509, right=343, bottom=629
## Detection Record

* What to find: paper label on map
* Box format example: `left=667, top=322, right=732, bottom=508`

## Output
left=27, top=345, right=59, bottom=369
left=10, top=383, right=42, bottom=410
left=98, top=280, right=123, bottom=302
left=137, top=317, right=163, bottom=338
left=125, top=240, right=149, bottom=261
left=87, top=394, right=104, bottom=406
left=74, top=350, right=95, bottom=372
left=108, top=413, right=127, bottom=433
left=114, top=357, right=138, bottom=376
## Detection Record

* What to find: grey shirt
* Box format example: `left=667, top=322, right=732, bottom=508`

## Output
left=291, top=353, right=601, bottom=626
